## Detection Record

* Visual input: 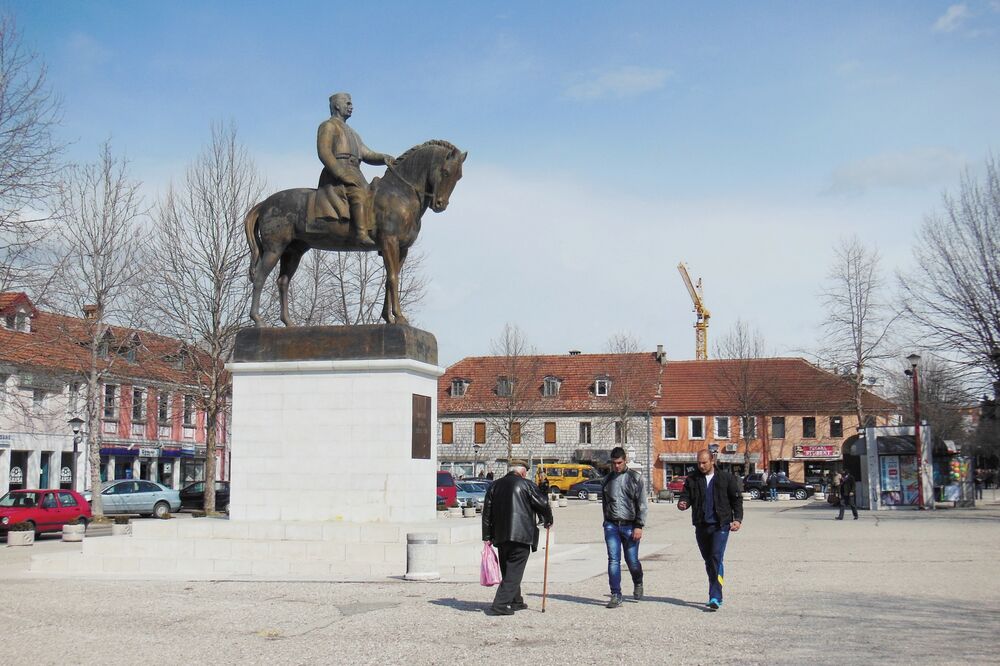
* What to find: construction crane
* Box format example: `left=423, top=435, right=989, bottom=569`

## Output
left=677, top=262, right=710, bottom=360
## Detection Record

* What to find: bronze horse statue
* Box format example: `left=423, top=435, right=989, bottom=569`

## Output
left=244, top=139, right=466, bottom=326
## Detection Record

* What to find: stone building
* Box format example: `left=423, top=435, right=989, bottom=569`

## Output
left=0, top=292, right=229, bottom=495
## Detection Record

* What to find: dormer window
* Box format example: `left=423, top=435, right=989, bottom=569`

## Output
left=595, top=378, right=611, bottom=397
left=4, top=311, right=30, bottom=332
left=496, top=377, right=513, bottom=397
left=542, top=377, right=561, bottom=397
left=451, top=379, right=469, bottom=397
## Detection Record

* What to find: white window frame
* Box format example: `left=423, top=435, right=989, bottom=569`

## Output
left=542, top=377, right=560, bottom=397
left=183, top=394, right=196, bottom=427
left=451, top=379, right=468, bottom=397
left=579, top=421, right=592, bottom=444
left=103, top=384, right=118, bottom=420
left=132, top=387, right=147, bottom=422
left=689, top=416, right=705, bottom=440
left=595, top=379, right=610, bottom=397
left=662, top=416, right=678, bottom=440
left=496, top=377, right=512, bottom=397
left=740, top=416, right=757, bottom=439
left=714, top=416, right=730, bottom=439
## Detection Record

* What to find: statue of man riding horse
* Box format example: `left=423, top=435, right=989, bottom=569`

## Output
left=244, top=92, right=466, bottom=327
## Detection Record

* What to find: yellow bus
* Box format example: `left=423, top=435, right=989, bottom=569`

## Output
left=534, top=463, right=600, bottom=494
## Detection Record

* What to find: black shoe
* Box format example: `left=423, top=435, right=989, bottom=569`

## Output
left=633, top=583, right=644, bottom=601
left=853, top=516, right=858, bottom=520
left=488, top=604, right=514, bottom=616
left=510, top=601, right=528, bottom=611
left=835, top=517, right=843, bottom=520
left=606, top=594, right=623, bottom=609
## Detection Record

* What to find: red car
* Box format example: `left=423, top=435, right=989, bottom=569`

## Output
left=436, top=471, right=457, bottom=508
left=0, top=489, right=92, bottom=536
left=667, top=476, right=687, bottom=493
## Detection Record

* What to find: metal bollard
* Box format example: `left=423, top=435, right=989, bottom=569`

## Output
left=404, top=532, right=440, bottom=581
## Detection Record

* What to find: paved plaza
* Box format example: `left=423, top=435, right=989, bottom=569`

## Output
left=2, top=495, right=999, bottom=665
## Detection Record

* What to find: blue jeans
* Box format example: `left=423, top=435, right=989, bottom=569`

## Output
left=603, top=521, right=643, bottom=595
left=768, top=487, right=777, bottom=501
left=695, top=523, right=730, bottom=602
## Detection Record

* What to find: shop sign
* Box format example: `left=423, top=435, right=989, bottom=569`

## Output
left=0, top=433, right=12, bottom=448
left=138, top=447, right=159, bottom=458
left=181, top=444, right=196, bottom=456
left=794, top=445, right=838, bottom=459
left=60, top=466, right=72, bottom=483
left=881, top=456, right=901, bottom=491
left=9, top=466, right=23, bottom=484
left=162, top=463, right=172, bottom=474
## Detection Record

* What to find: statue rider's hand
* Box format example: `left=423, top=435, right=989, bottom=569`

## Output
left=384, top=155, right=395, bottom=167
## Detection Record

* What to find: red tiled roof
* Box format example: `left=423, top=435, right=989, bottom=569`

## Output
left=439, top=352, right=664, bottom=414
left=0, top=292, right=34, bottom=315
left=439, top=354, right=894, bottom=416
left=659, top=358, right=894, bottom=414
left=0, top=294, right=220, bottom=387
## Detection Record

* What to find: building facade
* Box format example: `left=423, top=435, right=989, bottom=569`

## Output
left=437, top=350, right=666, bottom=482
left=652, top=358, right=896, bottom=490
left=0, top=293, right=229, bottom=496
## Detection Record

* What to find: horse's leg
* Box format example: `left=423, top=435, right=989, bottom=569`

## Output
left=393, top=246, right=409, bottom=325
left=251, top=249, right=281, bottom=326
left=380, top=238, right=400, bottom=324
left=277, top=244, right=307, bottom=327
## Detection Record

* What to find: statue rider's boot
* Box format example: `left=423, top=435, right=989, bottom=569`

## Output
left=351, top=200, right=376, bottom=246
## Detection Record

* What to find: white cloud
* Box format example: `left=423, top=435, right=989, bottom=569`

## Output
left=933, top=3, right=972, bottom=32
left=564, top=66, right=671, bottom=100
left=826, top=147, right=966, bottom=195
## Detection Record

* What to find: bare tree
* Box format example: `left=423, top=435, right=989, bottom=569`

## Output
left=482, top=323, right=543, bottom=463
left=148, top=122, right=265, bottom=513
left=713, top=319, right=772, bottom=470
left=285, top=246, right=428, bottom=326
left=900, top=156, right=1000, bottom=393
left=49, top=141, right=149, bottom=516
left=598, top=333, right=659, bottom=452
left=0, top=13, right=65, bottom=297
left=890, top=355, right=974, bottom=446
left=815, top=236, right=899, bottom=426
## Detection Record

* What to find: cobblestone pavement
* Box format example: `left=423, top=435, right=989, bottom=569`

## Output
left=2, top=496, right=998, bottom=665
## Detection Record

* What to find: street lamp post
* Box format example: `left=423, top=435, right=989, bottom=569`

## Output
left=473, top=443, right=482, bottom=478
left=68, top=416, right=84, bottom=492
left=905, top=354, right=925, bottom=510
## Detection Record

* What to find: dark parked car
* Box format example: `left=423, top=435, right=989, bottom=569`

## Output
left=179, top=481, right=231, bottom=512
left=568, top=477, right=605, bottom=500
left=742, top=473, right=815, bottom=500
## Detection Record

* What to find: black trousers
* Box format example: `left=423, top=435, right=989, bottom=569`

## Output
left=838, top=495, right=858, bottom=519
left=493, top=542, right=531, bottom=608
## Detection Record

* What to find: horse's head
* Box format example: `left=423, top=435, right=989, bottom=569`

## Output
left=427, top=145, right=466, bottom=213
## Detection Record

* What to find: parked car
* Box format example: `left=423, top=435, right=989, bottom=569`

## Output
left=666, top=476, right=687, bottom=493
left=85, top=480, right=181, bottom=518
left=436, top=471, right=457, bottom=508
left=456, top=481, right=487, bottom=511
left=0, top=489, right=92, bottom=536
left=179, top=481, right=231, bottom=512
left=742, top=473, right=815, bottom=500
left=568, top=477, right=605, bottom=500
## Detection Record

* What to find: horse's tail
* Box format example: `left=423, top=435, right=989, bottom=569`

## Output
left=244, top=202, right=263, bottom=283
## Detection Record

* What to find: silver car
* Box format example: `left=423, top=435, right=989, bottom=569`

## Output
left=86, top=480, right=181, bottom=518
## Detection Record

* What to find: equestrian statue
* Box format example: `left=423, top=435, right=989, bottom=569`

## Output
left=244, top=92, right=466, bottom=326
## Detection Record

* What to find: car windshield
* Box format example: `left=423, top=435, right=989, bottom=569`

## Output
left=0, top=492, right=42, bottom=508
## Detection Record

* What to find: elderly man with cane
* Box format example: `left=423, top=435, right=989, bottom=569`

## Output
left=482, top=460, right=554, bottom=615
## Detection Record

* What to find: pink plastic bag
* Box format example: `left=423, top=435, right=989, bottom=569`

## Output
left=480, top=541, right=501, bottom=586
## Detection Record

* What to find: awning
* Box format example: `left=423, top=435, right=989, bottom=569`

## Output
left=659, top=452, right=759, bottom=463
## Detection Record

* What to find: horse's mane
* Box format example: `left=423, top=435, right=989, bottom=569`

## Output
left=394, top=139, right=458, bottom=165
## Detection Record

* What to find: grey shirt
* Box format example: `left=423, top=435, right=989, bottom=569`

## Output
left=602, top=469, right=649, bottom=528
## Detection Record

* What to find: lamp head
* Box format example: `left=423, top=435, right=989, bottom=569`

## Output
left=907, top=353, right=921, bottom=368
left=68, top=416, right=84, bottom=434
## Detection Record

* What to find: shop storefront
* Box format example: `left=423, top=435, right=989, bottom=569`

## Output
left=100, top=444, right=193, bottom=488
left=845, top=426, right=934, bottom=511
left=795, top=444, right=841, bottom=490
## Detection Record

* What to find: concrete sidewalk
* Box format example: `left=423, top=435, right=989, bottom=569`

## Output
left=2, top=499, right=998, bottom=665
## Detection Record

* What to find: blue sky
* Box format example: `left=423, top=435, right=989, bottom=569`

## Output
left=10, top=1, right=1000, bottom=367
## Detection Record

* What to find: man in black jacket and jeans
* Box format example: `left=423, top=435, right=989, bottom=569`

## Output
left=601, top=446, right=648, bottom=608
left=678, top=449, right=743, bottom=611
left=482, top=460, right=554, bottom=615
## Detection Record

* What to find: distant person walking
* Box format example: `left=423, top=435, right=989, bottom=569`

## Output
left=601, top=446, right=648, bottom=608
left=481, top=460, right=553, bottom=615
left=678, top=449, right=744, bottom=611
left=768, top=471, right=779, bottom=501
left=836, top=470, right=858, bottom=520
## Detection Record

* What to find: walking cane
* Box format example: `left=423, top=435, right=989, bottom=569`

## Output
left=541, top=526, right=551, bottom=613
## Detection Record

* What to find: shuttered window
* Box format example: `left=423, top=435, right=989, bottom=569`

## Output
left=544, top=421, right=556, bottom=444
left=441, top=422, right=454, bottom=444
left=474, top=422, right=486, bottom=444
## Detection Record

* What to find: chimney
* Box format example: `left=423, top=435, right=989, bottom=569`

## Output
left=82, top=304, right=101, bottom=321
left=655, top=344, right=667, bottom=365
left=568, top=350, right=581, bottom=356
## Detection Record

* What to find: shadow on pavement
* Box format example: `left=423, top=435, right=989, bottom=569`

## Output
left=429, top=597, right=488, bottom=613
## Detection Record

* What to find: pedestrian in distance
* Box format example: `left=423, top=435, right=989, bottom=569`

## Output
left=601, top=446, right=648, bottom=608
left=678, top=449, right=743, bottom=611
left=767, top=470, right=779, bottom=501
left=539, top=474, right=550, bottom=495
left=836, top=470, right=859, bottom=520
left=481, top=460, right=553, bottom=615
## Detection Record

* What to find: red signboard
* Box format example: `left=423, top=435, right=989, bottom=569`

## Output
left=794, top=445, right=838, bottom=458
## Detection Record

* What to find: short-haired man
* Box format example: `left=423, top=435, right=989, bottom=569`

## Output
left=601, top=446, right=648, bottom=608
left=482, top=460, right=554, bottom=615
left=678, top=449, right=743, bottom=611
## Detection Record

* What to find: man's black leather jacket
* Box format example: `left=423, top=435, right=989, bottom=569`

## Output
left=482, top=471, right=554, bottom=550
